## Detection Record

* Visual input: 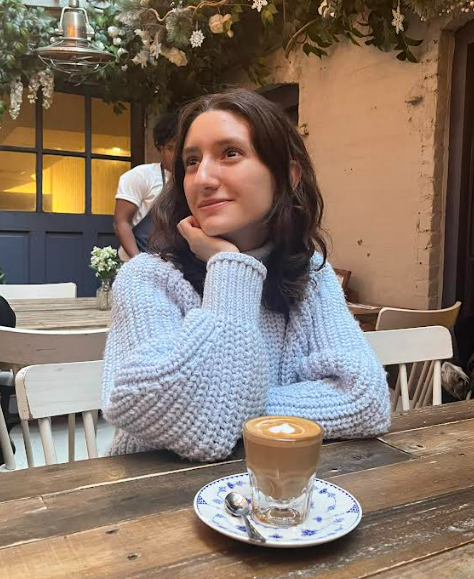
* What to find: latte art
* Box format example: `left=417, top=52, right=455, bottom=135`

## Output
left=268, top=422, right=296, bottom=435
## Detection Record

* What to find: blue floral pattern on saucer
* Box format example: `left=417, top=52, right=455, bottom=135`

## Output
left=193, top=473, right=362, bottom=548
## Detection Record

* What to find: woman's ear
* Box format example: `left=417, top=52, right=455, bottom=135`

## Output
left=290, top=161, right=302, bottom=189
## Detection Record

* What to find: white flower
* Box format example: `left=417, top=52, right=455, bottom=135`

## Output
left=149, top=31, right=162, bottom=59
left=94, top=40, right=106, bottom=50
left=208, top=13, right=231, bottom=34
left=117, top=47, right=128, bottom=57
left=134, top=29, right=151, bottom=41
left=113, top=37, right=122, bottom=46
left=107, top=26, right=119, bottom=38
left=391, top=5, right=405, bottom=34
left=318, top=0, right=337, bottom=18
left=9, top=78, right=23, bottom=120
left=161, top=46, right=187, bottom=67
left=27, top=74, right=41, bottom=105
left=28, top=70, right=54, bottom=110
left=39, top=70, right=54, bottom=110
left=121, top=64, right=128, bottom=71
left=90, top=246, right=120, bottom=278
left=250, top=0, right=268, bottom=12
left=190, top=29, right=205, bottom=48
left=132, top=49, right=150, bottom=68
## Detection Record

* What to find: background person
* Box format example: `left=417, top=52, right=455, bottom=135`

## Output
left=113, top=112, right=178, bottom=261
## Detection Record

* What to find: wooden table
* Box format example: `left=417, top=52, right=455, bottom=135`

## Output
left=11, top=298, right=111, bottom=330
left=1, top=401, right=474, bottom=578
left=11, top=298, right=378, bottom=332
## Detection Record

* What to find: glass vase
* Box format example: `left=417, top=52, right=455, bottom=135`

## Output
left=96, top=278, right=112, bottom=311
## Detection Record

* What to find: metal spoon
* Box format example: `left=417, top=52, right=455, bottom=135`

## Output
left=224, top=492, right=266, bottom=543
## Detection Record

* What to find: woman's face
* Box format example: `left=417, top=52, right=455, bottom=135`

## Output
left=182, top=110, right=275, bottom=251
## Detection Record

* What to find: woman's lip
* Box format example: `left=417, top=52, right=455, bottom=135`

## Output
left=198, top=200, right=232, bottom=210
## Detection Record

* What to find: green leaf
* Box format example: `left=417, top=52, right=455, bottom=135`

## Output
left=404, top=36, right=423, bottom=47
left=303, top=42, right=328, bottom=59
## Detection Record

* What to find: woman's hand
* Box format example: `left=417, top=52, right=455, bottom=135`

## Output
left=177, top=216, right=239, bottom=262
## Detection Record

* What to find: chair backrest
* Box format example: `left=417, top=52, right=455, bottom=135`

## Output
left=0, top=327, right=107, bottom=368
left=334, top=268, right=352, bottom=292
left=15, top=360, right=103, bottom=465
left=0, top=283, right=77, bottom=300
left=366, top=326, right=453, bottom=411
left=375, top=301, right=461, bottom=331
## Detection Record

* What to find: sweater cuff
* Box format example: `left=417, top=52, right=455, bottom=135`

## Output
left=202, top=252, right=267, bottom=320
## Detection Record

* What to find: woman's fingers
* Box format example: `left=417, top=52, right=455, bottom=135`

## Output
left=178, top=217, right=203, bottom=244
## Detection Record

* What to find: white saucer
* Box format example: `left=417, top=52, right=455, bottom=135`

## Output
left=194, top=472, right=362, bottom=548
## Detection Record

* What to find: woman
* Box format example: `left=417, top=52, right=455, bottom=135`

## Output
left=102, top=89, right=390, bottom=461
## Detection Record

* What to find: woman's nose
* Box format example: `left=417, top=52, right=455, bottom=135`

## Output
left=194, top=157, right=220, bottom=189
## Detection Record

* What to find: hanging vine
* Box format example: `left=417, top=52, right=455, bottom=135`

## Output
left=0, top=0, right=473, bottom=119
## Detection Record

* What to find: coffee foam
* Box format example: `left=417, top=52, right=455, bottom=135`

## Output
left=244, top=416, right=322, bottom=443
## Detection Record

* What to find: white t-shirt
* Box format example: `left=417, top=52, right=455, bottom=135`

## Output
left=115, top=163, right=167, bottom=260
left=115, top=163, right=166, bottom=227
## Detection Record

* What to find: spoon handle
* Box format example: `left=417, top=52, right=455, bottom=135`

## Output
left=242, top=514, right=266, bottom=543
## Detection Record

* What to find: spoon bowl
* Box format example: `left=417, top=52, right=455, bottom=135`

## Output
left=225, top=492, right=266, bottom=543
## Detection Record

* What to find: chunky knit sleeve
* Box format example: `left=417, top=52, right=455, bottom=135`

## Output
left=266, top=260, right=391, bottom=439
left=102, top=252, right=269, bottom=462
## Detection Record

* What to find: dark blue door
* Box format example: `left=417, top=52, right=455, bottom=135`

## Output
left=0, top=212, right=117, bottom=296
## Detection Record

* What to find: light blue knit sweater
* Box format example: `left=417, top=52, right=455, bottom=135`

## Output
left=102, top=250, right=391, bottom=462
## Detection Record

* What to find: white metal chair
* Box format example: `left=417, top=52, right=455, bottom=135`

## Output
left=0, top=327, right=107, bottom=469
left=375, top=301, right=461, bottom=331
left=0, top=282, right=77, bottom=300
left=366, top=326, right=453, bottom=412
left=15, top=360, right=103, bottom=465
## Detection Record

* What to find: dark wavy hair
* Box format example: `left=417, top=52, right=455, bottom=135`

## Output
left=149, top=89, right=327, bottom=315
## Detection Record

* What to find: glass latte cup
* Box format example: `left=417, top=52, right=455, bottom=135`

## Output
left=243, top=415, right=323, bottom=527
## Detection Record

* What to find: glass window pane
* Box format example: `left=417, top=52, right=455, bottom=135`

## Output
left=91, top=98, right=131, bottom=157
left=0, top=152, right=36, bottom=211
left=91, top=159, right=131, bottom=215
left=0, top=98, right=35, bottom=148
left=43, top=93, right=85, bottom=152
left=43, top=155, right=85, bottom=214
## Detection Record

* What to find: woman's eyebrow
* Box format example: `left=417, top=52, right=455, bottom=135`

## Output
left=183, top=137, right=248, bottom=157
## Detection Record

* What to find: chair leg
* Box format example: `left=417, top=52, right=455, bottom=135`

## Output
left=391, top=371, right=401, bottom=412
left=432, top=360, right=442, bottom=405
left=91, top=409, right=99, bottom=435
left=0, top=405, right=15, bottom=470
left=399, top=363, right=410, bottom=411
left=38, top=418, right=57, bottom=465
left=21, top=420, right=35, bottom=468
left=82, top=411, right=98, bottom=459
left=68, top=414, right=75, bottom=462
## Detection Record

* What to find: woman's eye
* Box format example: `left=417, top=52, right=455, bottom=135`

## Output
left=225, top=149, right=241, bottom=158
left=185, top=157, right=199, bottom=167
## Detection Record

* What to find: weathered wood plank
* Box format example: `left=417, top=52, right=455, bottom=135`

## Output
left=0, top=439, right=408, bottom=504
left=388, top=400, right=474, bottom=433
left=2, top=484, right=474, bottom=579
left=368, top=541, right=474, bottom=579
left=15, top=309, right=111, bottom=330
left=10, top=298, right=98, bottom=312
left=380, top=417, right=474, bottom=457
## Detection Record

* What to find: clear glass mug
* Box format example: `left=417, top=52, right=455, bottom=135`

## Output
left=243, top=416, right=323, bottom=527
